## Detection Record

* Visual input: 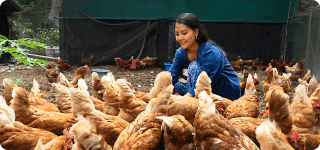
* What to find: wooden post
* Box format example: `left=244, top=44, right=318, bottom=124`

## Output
left=284, top=1, right=291, bottom=61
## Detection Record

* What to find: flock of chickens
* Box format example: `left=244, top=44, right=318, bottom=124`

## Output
left=0, top=54, right=320, bottom=150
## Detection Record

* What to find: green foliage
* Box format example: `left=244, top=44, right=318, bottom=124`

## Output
left=9, top=77, right=27, bottom=86
left=0, top=35, right=49, bottom=70
left=35, top=27, right=59, bottom=46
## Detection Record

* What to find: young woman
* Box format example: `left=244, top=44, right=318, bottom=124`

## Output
left=169, top=13, right=241, bottom=100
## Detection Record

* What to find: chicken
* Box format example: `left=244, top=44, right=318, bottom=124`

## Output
left=0, top=95, right=15, bottom=127
left=81, top=54, right=93, bottom=66
left=297, top=134, right=320, bottom=150
left=168, top=56, right=174, bottom=64
left=10, top=86, right=77, bottom=135
left=132, top=58, right=147, bottom=70
left=167, top=71, right=210, bottom=124
left=302, top=68, right=312, bottom=82
left=240, top=59, right=252, bottom=70
left=240, top=69, right=249, bottom=96
left=70, top=65, right=89, bottom=86
left=263, top=85, right=284, bottom=118
left=275, top=55, right=287, bottom=72
left=57, top=57, right=72, bottom=72
left=257, top=60, right=267, bottom=70
left=52, top=83, right=73, bottom=113
left=224, top=74, right=260, bottom=119
left=142, top=56, right=157, bottom=68
left=271, top=68, right=292, bottom=94
left=102, top=72, right=121, bottom=116
left=264, top=63, right=273, bottom=74
left=255, top=119, right=295, bottom=150
left=70, top=115, right=112, bottom=150
left=69, top=87, right=129, bottom=146
left=113, top=73, right=173, bottom=149
left=194, top=91, right=259, bottom=149
left=133, top=91, right=150, bottom=103
left=268, top=89, right=293, bottom=134
left=285, top=58, right=305, bottom=81
left=286, top=58, right=296, bottom=67
left=229, top=117, right=265, bottom=147
left=307, top=75, right=318, bottom=98
left=46, top=67, right=59, bottom=83
left=34, top=135, right=72, bottom=150
left=57, top=72, right=71, bottom=87
left=231, top=87, right=293, bottom=146
left=167, top=95, right=199, bottom=124
left=309, top=84, right=320, bottom=121
left=3, top=78, right=17, bottom=105
left=251, top=57, right=260, bottom=71
left=230, top=56, right=242, bottom=71
left=156, top=115, right=195, bottom=150
left=28, top=79, right=60, bottom=112
left=92, top=72, right=106, bottom=101
left=149, top=71, right=173, bottom=100
left=114, top=56, right=133, bottom=70
left=291, top=84, right=317, bottom=134
left=253, top=73, right=260, bottom=92
left=76, top=78, right=105, bottom=113
left=116, top=79, right=147, bottom=122
left=263, top=66, right=274, bottom=94
left=46, top=62, right=52, bottom=69
left=0, top=121, right=57, bottom=150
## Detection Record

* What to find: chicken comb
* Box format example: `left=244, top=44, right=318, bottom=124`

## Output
left=252, top=75, right=255, bottom=80
left=63, top=128, right=73, bottom=150
left=292, top=131, right=300, bottom=142
left=85, top=65, right=89, bottom=70
left=312, top=104, right=320, bottom=108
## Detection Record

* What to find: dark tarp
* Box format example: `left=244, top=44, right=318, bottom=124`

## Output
left=59, top=19, right=164, bottom=66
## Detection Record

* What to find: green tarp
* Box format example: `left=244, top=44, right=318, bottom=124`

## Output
left=62, top=0, right=296, bottom=23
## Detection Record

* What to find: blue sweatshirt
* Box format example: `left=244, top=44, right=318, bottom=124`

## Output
left=169, top=42, right=241, bottom=100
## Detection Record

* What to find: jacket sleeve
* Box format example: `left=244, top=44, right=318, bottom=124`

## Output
left=188, top=46, right=224, bottom=96
left=169, top=48, right=186, bottom=86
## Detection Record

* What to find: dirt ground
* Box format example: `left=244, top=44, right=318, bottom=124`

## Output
left=0, top=61, right=300, bottom=118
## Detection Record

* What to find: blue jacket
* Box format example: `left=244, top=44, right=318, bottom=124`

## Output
left=169, top=42, right=241, bottom=100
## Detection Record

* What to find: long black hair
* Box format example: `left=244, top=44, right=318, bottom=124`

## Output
left=175, top=13, right=226, bottom=56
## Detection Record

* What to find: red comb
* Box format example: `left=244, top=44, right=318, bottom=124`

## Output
left=252, top=75, right=255, bottom=80
left=313, top=104, right=320, bottom=108
left=85, top=65, right=89, bottom=70
left=292, top=131, right=300, bottom=142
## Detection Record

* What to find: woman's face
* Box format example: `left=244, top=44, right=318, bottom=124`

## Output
left=175, top=23, right=199, bottom=50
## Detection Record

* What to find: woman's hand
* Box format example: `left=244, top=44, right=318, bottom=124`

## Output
left=184, top=93, right=193, bottom=97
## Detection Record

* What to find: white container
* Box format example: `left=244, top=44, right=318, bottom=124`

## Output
left=45, top=48, right=59, bottom=57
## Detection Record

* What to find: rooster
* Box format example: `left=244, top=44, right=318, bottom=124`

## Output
left=81, top=54, right=93, bottom=66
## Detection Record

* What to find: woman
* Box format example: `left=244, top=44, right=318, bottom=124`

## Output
left=169, top=13, right=241, bottom=100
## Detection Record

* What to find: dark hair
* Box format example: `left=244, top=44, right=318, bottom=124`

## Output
left=175, top=13, right=226, bottom=56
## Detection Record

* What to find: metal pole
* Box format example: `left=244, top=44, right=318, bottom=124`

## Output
left=306, top=1, right=313, bottom=69
left=284, top=1, right=291, bottom=61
